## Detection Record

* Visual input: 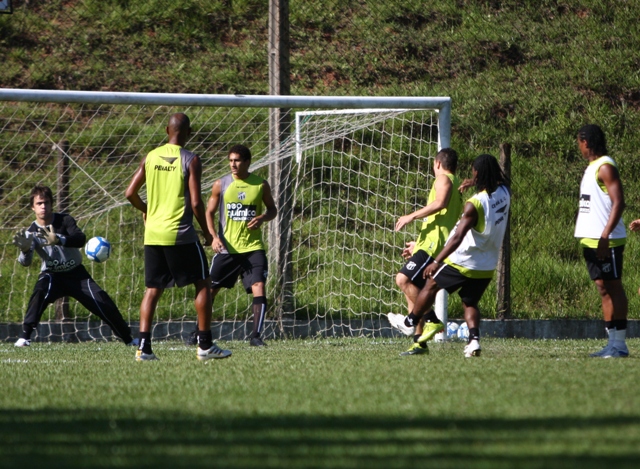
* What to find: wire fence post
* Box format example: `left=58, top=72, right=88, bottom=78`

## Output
left=268, top=0, right=293, bottom=320
left=496, top=143, right=512, bottom=319
left=55, top=140, right=70, bottom=321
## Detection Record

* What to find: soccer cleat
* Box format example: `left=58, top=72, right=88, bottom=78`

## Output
left=589, top=344, right=614, bottom=358
left=14, top=338, right=30, bottom=347
left=464, top=340, right=481, bottom=358
left=135, top=350, right=158, bottom=361
left=197, top=343, right=232, bottom=360
left=126, top=338, right=140, bottom=347
left=250, top=337, right=267, bottom=347
left=387, top=312, right=415, bottom=336
left=602, top=346, right=629, bottom=359
left=417, top=321, right=445, bottom=344
left=400, top=342, right=428, bottom=356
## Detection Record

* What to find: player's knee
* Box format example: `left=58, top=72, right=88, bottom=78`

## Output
left=396, top=272, right=409, bottom=289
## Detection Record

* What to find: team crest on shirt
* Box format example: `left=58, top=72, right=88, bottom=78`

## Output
left=579, top=194, right=591, bottom=213
left=406, top=261, right=416, bottom=271
left=238, top=192, right=246, bottom=201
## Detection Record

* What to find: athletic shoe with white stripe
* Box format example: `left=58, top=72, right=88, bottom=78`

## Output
left=197, top=343, right=232, bottom=360
left=135, top=350, right=159, bottom=361
left=464, top=340, right=481, bottom=357
left=387, top=312, right=415, bottom=336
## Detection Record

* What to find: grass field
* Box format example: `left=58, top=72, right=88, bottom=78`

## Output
left=1, top=337, right=639, bottom=468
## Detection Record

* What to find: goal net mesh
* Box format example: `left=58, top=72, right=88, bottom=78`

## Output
left=0, top=98, right=441, bottom=342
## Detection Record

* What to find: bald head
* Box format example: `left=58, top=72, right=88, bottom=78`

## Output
left=166, top=113, right=191, bottom=145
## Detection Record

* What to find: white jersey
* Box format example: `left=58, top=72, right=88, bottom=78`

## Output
left=446, top=185, right=510, bottom=278
left=574, top=156, right=626, bottom=243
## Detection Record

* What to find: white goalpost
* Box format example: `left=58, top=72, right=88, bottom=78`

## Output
left=0, top=89, right=451, bottom=342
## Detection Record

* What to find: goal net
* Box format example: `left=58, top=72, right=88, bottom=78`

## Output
left=0, top=90, right=450, bottom=342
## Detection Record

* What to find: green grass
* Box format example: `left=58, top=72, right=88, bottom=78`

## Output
left=1, top=338, right=640, bottom=468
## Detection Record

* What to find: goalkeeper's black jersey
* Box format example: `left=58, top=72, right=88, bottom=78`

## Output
left=18, top=213, right=86, bottom=273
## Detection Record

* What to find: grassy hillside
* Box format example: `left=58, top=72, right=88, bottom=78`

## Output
left=2, top=0, right=640, bottom=319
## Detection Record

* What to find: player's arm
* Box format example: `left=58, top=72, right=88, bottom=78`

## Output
left=206, top=179, right=224, bottom=253
left=395, top=173, right=453, bottom=231
left=187, top=155, right=213, bottom=247
left=58, top=214, right=86, bottom=248
left=125, top=157, right=148, bottom=215
left=597, top=163, right=625, bottom=259
left=247, top=181, right=277, bottom=230
left=423, top=201, right=478, bottom=279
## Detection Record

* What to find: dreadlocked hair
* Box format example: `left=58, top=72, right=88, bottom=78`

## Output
left=577, top=124, right=607, bottom=156
left=473, top=154, right=510, bottom=195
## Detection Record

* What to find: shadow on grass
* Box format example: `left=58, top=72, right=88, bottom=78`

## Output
left=0, top=410, right=639, bottom=468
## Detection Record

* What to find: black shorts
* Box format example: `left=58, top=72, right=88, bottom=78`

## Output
left=210, top=250, right=268, bottom=293
left=398, top=249, right=434, bottom=290
left=432, top=264, right=492, bottom=307
left=144, top=242, right=209, bottom=289
left=583, top=245, right=624, bottom=281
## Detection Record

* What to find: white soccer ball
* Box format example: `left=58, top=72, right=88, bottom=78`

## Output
left=85, top=236, right=111, bottom=263
left=446, top=321, right=460, bottom=339
left=457, top=322, right=469, bottom=341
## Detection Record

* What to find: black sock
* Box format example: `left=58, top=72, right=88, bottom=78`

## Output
left=469, top=328, right=480, bottom=341
left=613, top=319, right=627, bottom=331
left=405, top=313, right=419, bottom=328
left=424, top=309, right=441, bottom=323
left=21, top=324, right=34, bottom=340
left=413, top=334, right=421, bottom=343
left=252, top=296, right=267, bottom=338
left=605, top=320, right=614, bottom=331
left=139, top=332, right=152, bottom=354
left=197, top=330, right=213, bottom=350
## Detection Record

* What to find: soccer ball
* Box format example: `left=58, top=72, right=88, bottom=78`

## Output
left=446, top=321, right=460, bottom=339
left=85, top=236, right=111, bottom=263
left=457, top=322, right=469, bottom=341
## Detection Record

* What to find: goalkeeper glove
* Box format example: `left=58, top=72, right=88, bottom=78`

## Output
left=37, top=225, right=60, bottom=246
left=12, top=229, right=33, bottom=252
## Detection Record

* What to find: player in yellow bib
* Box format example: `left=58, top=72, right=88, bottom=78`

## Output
left=388, top=148, right=463, bottom=356
left=390, top=154, right=511, bottom=358
left=206, top=144, right=277, bottom=347
left=126, top=113, right=231, bottom=361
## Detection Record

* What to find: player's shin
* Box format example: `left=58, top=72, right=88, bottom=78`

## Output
left=252, top=296, right=267, bottom=338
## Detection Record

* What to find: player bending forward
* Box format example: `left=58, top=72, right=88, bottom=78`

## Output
left=389, top=148, right=463, bottom=356
left=206, top=144, right=277, bottom=346
left=389, top=154, right=510, bottom=358
left=12, top=185, right=136, bottom=347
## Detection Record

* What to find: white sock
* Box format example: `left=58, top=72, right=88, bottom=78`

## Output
left=614, top=328, right=627, bottom=349
left=606, top=328, right=616, bottom=347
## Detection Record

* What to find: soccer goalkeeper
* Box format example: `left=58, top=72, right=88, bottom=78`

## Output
left=12, top=184, right=136, bottom=347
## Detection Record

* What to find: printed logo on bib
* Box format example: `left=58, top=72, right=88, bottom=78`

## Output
left=46, top=258, right=77, bottom=272
left=227, top=202, right=257, bottom=221
left=238, top=192, right=246, bottom=201
left=579, top=194, right=591, bottom=213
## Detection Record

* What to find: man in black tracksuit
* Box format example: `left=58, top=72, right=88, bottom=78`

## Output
left=12, top=184, right=135, bottom=347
